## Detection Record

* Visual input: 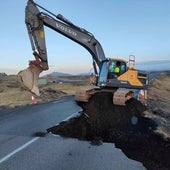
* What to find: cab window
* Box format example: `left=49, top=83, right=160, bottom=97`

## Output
left=108, top=60, right=126, bottom=78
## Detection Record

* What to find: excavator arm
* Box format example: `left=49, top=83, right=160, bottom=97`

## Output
left=26, top=0, right=107, bottom=70
left=18, top=0, right=107, bottom=95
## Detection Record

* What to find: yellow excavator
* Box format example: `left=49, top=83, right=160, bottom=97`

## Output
left=18, top=0, right=148, bottom=106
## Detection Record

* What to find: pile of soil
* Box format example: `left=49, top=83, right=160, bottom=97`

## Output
left=37, top=88, right=67, bottom=103
left=47, top=74, right=170, bottom=170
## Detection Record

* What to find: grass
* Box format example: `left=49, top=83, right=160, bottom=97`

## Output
left=40, top=83, right=91, bottom=95
left=149, top=76, right=170, bottom=103
left=0, top=75, right=90, bottom=108
left=0, top=88, right=31, bottom=108
left=0, top=73, right=169, bottom=108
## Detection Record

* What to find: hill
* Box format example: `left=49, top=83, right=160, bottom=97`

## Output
left=43, top=71, right=72, bottom=77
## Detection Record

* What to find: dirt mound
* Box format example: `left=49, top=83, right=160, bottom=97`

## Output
left=48, top=92, right=147, bottom=138
left=36, top=88, right=67, bottom=103
left=106, top=127, right=170, bottom=170
left=47, top=74, right=170, bottom=170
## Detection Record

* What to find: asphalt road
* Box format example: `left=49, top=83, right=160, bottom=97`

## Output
left=0, top=97, right=80, bottom=136
left=0, top=97, right=82, bottom=169
left=0, top=97, right=146, bottom=170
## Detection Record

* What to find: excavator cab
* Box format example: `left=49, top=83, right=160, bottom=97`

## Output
left=98, top=56, right=148, bottom=90
left=96, top=56, right=148, bottom=105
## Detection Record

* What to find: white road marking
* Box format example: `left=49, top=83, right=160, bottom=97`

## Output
left=52, top=98, right=66, bottom=103
left=62, top=111, right=81, bottom=122
left=0, top=137, right=39, bottom=164
left=0, top=109, right=80, bottom=164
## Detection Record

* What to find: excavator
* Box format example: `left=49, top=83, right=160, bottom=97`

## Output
left=18, top=0, right=148, bottom=106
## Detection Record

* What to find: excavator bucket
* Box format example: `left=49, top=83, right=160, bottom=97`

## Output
left=18, top=68, right=33, bottom=91
left=18, top=63, right=43, bottom=96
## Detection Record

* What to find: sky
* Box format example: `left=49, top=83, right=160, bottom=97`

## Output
left=0, top=0, right=170, bottom=75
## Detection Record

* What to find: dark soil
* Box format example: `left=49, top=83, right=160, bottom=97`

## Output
left=47, top=91, right=170, bottom=170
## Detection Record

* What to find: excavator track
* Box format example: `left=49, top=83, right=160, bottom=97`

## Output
left=75, top=87, right=132, bottom=106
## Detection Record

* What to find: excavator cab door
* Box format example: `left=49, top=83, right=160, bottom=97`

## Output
left=98, top=61, right=109, bottom=86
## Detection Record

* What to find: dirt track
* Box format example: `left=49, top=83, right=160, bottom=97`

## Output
left=48, top=73, right=170, bottom=170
